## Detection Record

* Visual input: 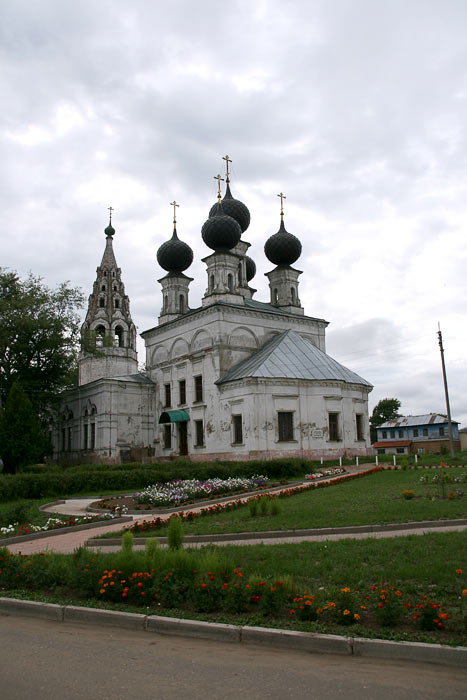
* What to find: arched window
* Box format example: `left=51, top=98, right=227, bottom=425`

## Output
left=227, top=274, right=233, bottom=293
left=273, top=288, right=279, bottom=304
left=115, top=299, right=120, bottom=309
left=101, top=284, right=106, bottom=292
left=95, top=325, right=105, bottom=346
left=113, top=285, right=117, bottom=292
left=114, top=326, right=124, bottom=347
left=291, top=287, right=295, bottom=303
left=210, top=275, right=215, bottom=291
left=99, top=298, right=105, bottom=308
left=179, top=294, right=184, bottom=313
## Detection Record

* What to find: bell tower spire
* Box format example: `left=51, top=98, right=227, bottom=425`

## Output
left=78, top=212, right=138, bottom=385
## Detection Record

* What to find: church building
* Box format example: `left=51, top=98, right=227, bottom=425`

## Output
left=53, top=158, right=373, bottom=464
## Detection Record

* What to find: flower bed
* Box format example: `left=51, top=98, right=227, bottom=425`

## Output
left=0, top=511, right=126, bottom=539
left=305, top=467, right=345, bottom=480
left=135, top=475, right=270, bottom=507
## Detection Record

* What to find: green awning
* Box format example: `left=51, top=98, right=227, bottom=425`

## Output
left=158, top=410, right=190, bottom=424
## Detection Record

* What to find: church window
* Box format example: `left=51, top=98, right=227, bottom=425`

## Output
left=164, top=424, right=172, bottom=449
left=179, top=379, right=186, bottom=405
left=328, top=413, right=340, bottom=441
left=273, top=288, right=278, bottom=304
left=164, top=295, right=168, bottom=311
left=194, top=375, right=203, bottom=402
left=164, top=383, right=171, bottom=408
left=113, top=285, right=117, bottom=292
left=104, top=271, right=107, bottom=277
left=291, top=287, right=295, bottom=303
left=278, top=412, right=294, bottom=442
left=101, top=285, right=106, bottom=292
left=238, top=263, right=243, bottom=285
left=83, top=423, right=88, bottom=449
left=194, top=420, right=204, bottom=447
left=179, top=294, right=184, bottom=313
left=210, top=275, right=214, bottom=291
left=227, top=274, right=233, bottom=292
left=99, top=298, right=105, bottom=308
left=90, top=423, right=96, bottom=449
left=232, top=415, right=243, bottom=444
left=356, top=414, right=364, bottom=441
left=115, top=299, right=120, bottom=309
left=114, top=326, right=123, bottom=347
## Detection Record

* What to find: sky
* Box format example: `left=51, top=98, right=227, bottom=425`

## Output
left=1, top=0, right=466, bottom=426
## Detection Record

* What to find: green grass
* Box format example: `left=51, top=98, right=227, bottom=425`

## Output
left=122, top=468, right=467, bottom=538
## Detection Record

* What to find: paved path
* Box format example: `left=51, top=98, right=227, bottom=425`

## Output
left=2, top=616, right=466, bottom=700
left=7, top=464, right=467, bottom=554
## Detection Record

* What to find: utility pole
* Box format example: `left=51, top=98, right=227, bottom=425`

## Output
left=437, top=324, right=455, bottom=457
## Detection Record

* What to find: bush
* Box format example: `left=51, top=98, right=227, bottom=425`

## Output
left=167, top=515, right=184, bottom=550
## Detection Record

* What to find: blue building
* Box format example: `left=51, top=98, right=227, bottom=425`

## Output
left=373, top=414, right=460, bottom=455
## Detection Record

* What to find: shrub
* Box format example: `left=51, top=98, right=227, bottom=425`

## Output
left=167, top=515, right=184, bottom=550
left=402, top=489, right=415, bottom=500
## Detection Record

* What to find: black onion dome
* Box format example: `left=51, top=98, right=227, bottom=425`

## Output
left=157, top=229, right=193, bottom=273
left=264, top=219, right=302, bottom=266
left=245, top=256, right=256, bottom=282
left=209, top=184, right=250, bottom=233
left=201, top=204, right=242, bottom=251
left=105, top=222, right=115, bottom=237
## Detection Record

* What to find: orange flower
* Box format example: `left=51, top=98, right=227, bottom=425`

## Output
left=343, top=609, right=350, bottom=616
left=456, top=568, right=463, bottom=574
left=354, top=613, right=360, bottom=621
left=462, top=589, right=467, bottom=597
left=341, top=587, right=350, bottom=593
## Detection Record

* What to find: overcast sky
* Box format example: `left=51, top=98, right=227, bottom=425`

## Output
left=2, top=0, right=466, bottom=426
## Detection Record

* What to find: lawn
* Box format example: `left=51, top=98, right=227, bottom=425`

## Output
left=124, top=467, right=467, bottom=537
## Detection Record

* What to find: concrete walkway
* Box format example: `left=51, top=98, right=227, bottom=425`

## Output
left=7, top=464, right=467, bottom=555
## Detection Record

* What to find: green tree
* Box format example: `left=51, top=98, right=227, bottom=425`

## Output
left=0, top=269, right=85, bottom=414
left=0, top=380, right=49, bottom=473
left=370, top=398, right=402, bottom=443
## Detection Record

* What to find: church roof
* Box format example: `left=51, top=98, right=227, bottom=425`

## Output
left=217, top=329, right=372, bottom=386
left=108, top=373, right=155, bottom=384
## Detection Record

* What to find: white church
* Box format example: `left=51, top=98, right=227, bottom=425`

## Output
left=54, top=158, right=373, bottom=464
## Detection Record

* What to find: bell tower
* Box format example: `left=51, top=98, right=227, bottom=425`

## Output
left=79, top=210, right=138, bottom=385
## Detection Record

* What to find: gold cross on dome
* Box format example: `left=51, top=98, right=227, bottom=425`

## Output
left=277, top=192, right=286, bottom=217
left=214, top=174, right=224, bottom=201
left=170, top=200, right=179, bottom=225
left=222, top=154, right=232, bottom=183
left=107, top=205, right=114, bottom=224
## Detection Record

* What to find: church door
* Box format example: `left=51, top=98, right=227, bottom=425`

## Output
left=178, top=421, right=188, bottom=456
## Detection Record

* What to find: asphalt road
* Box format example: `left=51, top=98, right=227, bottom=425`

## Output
left=1, top=615, right=466, bottom=700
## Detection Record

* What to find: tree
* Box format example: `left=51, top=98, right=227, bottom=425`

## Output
left=0, top=269, right=85, bottom=414
left=0, top=380, right=49, bottom=472
left=370, top=398, right=402, bottom=443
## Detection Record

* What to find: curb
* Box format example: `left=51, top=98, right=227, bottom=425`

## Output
left=85, top=517, right=467, bottom=548
left=1, top=597, right=466, bottom=668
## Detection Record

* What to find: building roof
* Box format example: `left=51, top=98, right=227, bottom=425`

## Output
left=379, top=414, right=458, bottom=429
left=109, top=373, right=155, bottom=384
left=217, top=329, right=372, bottom=386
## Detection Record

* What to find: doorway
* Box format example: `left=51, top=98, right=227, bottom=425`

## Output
left=178, top=421, right=188, bottom=455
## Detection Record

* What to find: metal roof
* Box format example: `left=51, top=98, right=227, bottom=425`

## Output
left=109, top=373, right=155, bottom=384
left=159, top=409, right=190, bottom=424
left=217, top=329, right=372, bottom=386
left=379, top=414, right=458, bottom=428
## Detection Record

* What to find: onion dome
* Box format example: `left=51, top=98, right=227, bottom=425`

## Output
left=201, top=203, right=242, bottom=251
left=209, top=183, right=250, bottom=233
left=157, top=228, right=193, bottom=273
left=245, top=256, right=256, bottom=282
left=264, top=218, right=302, bottom=266
left=105, top=222, right=115, bottom=237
